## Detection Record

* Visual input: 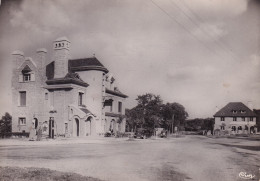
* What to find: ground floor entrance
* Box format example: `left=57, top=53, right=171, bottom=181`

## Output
left=73, top=116, right=94, bottom=137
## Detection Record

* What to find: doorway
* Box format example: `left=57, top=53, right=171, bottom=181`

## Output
left=85, top=117, right=92, bottom=136
left=74, top=118, right=80, bottom=137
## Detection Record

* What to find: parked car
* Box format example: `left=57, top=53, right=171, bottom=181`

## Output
left=134, top=128, right=153, bottom=139
left=158, top=129, right=167, bottom=138
left=104, top=132, right=115, bottom=137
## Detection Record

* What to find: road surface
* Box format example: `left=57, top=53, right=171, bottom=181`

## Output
left=0, top=135, right=259, bottom=181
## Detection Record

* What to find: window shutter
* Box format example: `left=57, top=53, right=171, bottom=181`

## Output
left=19, top=74, right=23, bottom=82
left=31, top=73, right=35, bottom=81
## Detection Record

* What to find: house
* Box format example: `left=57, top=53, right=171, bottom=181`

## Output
left=253, top=109, right=260, bottom=132
left=214, top=102, right=257, bottom=134
left=11, top=37, right=128, bottom=138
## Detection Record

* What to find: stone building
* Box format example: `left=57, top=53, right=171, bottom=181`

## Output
left=11, top=37, right=128, bottom=137
left=214, top=102, right=257, bottom=134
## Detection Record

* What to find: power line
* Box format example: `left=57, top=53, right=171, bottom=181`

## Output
left=149, top=0, right=227, bottom=60
left=174, top=0, right=238, bottom=60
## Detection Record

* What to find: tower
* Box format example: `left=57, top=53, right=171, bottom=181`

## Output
left=53, top=37, right=70, bottom=78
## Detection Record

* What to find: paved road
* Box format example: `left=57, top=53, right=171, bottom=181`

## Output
left=0, top=135, right=259, bottom=181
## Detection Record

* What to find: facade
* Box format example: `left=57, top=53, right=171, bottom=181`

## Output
left=11, top=37, right=128, bottom=137
left=253, top=109, right=260, bottom=132
left=214, top=102, right=257, bottom=134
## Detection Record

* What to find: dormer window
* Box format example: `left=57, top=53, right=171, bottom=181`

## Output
left=240, top=110, right=246, bottom=114
left=23, top=73, right=31, bottom=81
left=232, top=110, right=237, bottom=114
left=19, top=65, right=35, bottom=82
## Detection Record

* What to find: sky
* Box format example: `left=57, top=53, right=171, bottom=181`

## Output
left=0, top=0, right=259, bottom=119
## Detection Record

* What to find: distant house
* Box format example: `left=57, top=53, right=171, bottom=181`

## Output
left=214, top=102, right=257, bottom=134
left=253, top=109, right=260, bottom=132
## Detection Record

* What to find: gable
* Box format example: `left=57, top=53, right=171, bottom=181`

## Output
left=18, top=58, right=37, bottom=72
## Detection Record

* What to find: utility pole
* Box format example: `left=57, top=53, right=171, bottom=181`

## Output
left=172, top=114, right=174, bottom=134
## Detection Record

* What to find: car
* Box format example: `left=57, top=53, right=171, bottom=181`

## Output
left=134, top=128, right=153, bottom=139
left=159, top=130, right=167, bottom=138
left=104, top=132, right=115, bottom=137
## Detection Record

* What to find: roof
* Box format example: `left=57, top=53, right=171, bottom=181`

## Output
left=80, top=108, right=92, bottom=115
left=214, top=102, right=257, bottom=117
left=22, top=65, right=32, bottom=73
left=55, top=37, right=70, bottom=42
left=46, top=72, right=89, bottom=87
left=46, top=61, right=55, bottom=80
left=68, top=57, right=108, bottom=73
left=105, top=88, right=128, bottom=98
left=105, top=112, right=126, bottom=118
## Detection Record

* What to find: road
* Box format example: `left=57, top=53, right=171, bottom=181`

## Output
left=0, top=135, right=259, bottom=181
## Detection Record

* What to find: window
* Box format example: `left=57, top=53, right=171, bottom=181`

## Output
left=232, top=110, right=237, bottom=114
left=221, top=117, right=225, bottom=121
left=118, top=102, right=122, bottom=113
left=242, top=117, right=245, bottom=121
left=45, top=93, right=48, bottom=100
left=19, top=117, right=26, bottom=125
left=110, top=102, right=113, bottom=112
left=19, top=91, right=26, bottom=106
left=220, top=126, right=225, bottom=130
left=241, top=110, right=246, bottom=114
left=78, top=92, right=84, bottom=106
left=23, top=73, right=31, bottom=81
left=250, top=117, right=253, bottom=122
left=233, top=117, right=237, bottom=121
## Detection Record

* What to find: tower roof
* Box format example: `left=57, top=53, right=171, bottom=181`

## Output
left=68, top=57, right=108, bottom=73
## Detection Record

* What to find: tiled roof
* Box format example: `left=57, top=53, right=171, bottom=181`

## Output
left=68, top=57, right=108, bottom=73
left=214, top=102, right=257, bottom=117
left=105, top=88, right=128, bottom=98
left=46, top=72, right=89, bottom=87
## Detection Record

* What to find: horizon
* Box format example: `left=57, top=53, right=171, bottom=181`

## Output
left=0, top=0, right=259, bottom=119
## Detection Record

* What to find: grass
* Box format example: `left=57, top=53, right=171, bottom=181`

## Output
left=0, top=166, right=103, bottom=181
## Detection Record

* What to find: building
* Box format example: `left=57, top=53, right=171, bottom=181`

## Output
left=253, top=109, right=260, bottom=132
left=214, top=102, right=257, bottom=134
left=11, top=37, right=128, bottom=138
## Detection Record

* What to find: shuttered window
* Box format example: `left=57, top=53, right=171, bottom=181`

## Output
left=23, top=73, right=31, bottom=81
left=19, top=117, right=26, bottom=125
left=19, top=91, right=26, bottom=106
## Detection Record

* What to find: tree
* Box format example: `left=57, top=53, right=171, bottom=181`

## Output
left=161, top=103, right=188, bottom=133
left=0, top=112, right=12, bottom=133
left=126, top=93, right=163, bottom=131
left=126, top=93, right=189, bottom=134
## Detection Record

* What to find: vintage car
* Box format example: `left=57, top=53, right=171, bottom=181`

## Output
left=158, top=129, right=167, bottom=138
left=134, top=128, right=153, bottom=139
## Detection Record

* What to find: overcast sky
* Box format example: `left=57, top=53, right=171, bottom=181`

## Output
left=0, top=0, right=259, bottom=118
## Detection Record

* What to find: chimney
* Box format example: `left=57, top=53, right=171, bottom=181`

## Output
left=36, top=48, right=47, bottom=68
left=36, top=48, right=47, bottom=79
left=53, top=37, right=70, bottom=78
left=12, top=50, right=24, bottom=69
